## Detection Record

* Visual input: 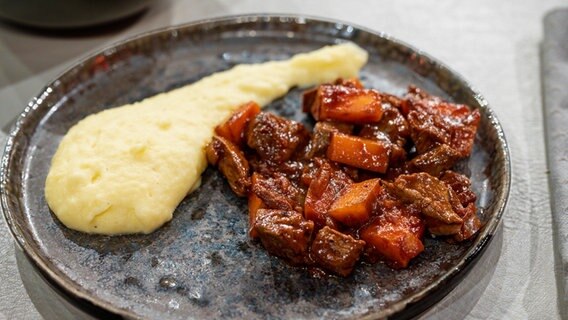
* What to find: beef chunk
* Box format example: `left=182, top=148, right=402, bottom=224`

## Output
left=249, top=158, right=305, bottom=187
left=440, top=170, right=477, bottom=206
left=254, top=209, right=314, bottom=265
left=304, top=160, right=352, bottom=229
left=406, top=111, right=450, bottom=155
left=246, top=112, right=309, bottom=163
left=206, top=136, right=250, bottom=196
left=387, top=172, right=481, bottom=240
left=452, top=202, right=481, bottom=241
left=440, top=171, right=481, bottom=241
left=387, top=173, right=463, bottom=232
left=408, top=144, right=460, bottom=176
left=402, top=86, right=472, bottom=118
left=251, top=173, right=304, bottom=213
left=310, top=226, right=366, bottom=276
left=359, top=102, right=409, bottom=147
left=424, top=217, right=463, bottom=236
left=404, top=86, right=480, bottom=157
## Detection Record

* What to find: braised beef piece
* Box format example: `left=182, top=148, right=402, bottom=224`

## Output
left=310, top=226, right=366, bottom=276
left=359, top=102, right=409, bottom=147
left=206, top=136, right=250, bottom=196
left=440, top=171, right=480, bottom=241
left=423, top=217, right=462, bottom=236
left=249, top=158, right=305, bottom=187
left=453, top=202, right=481, bottom=242
left=246, top=112, right=309, bottom=163
left=386, top=173, right=463, bottom=235
left=304, top=160, right=352, bottom=230
left=400, top=85, right=440, bottom=115
left=407, top=144, right=460, bottom=177
left=304, top=121, right=353, bottom=159
left=403, top=86, right=480, bottom=157
left=406, top=111, right=451, bottom=155
left=253, top=209, right=314, bottom=265
left=401, top=86, right=471, bottom=118
left=440, top=170, right=477, bottom=206
left=386, top=172, right=481, bottom=240
left=251, top=173, right=304, bottom=213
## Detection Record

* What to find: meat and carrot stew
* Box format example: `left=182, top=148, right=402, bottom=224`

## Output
left=206, top=79, right=482, bottom=276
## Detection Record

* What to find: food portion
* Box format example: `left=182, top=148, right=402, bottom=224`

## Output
left=45, top=43, right=368, bottom=235
left=207, top=79, right=482, bottom=276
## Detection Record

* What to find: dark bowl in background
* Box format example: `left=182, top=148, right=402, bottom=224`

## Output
left=0, top=0, right=154, bottom=28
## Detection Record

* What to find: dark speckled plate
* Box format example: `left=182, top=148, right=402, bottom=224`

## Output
left=1, top=15, right=510, bottom=319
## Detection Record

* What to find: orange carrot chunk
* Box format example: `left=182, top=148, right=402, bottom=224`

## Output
left=328, top=178, right=382, bottom=227
left=360, top=225, right=424, bottom=269
left=327, top=133, right=390, bottom=173
left=306, top=84, right=384, bottom=124
left=215, top=101, right=261, bottom=145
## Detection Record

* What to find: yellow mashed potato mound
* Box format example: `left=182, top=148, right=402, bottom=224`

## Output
left=45, top=43, right=368, bottom=235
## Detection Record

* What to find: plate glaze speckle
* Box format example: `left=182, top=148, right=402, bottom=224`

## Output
left=1, top=15, right=510, bottom=319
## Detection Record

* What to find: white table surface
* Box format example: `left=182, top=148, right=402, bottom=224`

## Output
left=0, top=0, right=565, bottom=319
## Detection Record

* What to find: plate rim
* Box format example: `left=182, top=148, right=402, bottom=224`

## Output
left=0, top=13, right=511, bottom=319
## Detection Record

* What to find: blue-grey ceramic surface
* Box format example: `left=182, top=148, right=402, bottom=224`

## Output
left=1, top=15, right=510, bottom=319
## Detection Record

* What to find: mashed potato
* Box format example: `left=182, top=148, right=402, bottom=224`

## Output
left=45, top=43, right=368, bottom=234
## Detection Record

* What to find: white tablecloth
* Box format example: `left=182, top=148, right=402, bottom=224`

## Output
left=0, top=0, right=565, bottom=319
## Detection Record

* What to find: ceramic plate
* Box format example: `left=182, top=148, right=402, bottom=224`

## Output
left=1, top=14, right=510, bottom=319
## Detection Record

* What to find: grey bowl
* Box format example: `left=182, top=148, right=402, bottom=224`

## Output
left=1, top=14, right=510, bottom=319
left=0, top=0, right=154, bottom=28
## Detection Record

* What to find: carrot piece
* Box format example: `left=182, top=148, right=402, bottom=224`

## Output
left=328, top=179, right=382, bottom=227
left=360, top=225, right=424, bottom=269
left=307, top=84, right=384, bottom=123
left=215, top=101, right=261, bottom=145
left=248, top=192, right=265, bottom=238
left=327, top=133, right=390, bottom=173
